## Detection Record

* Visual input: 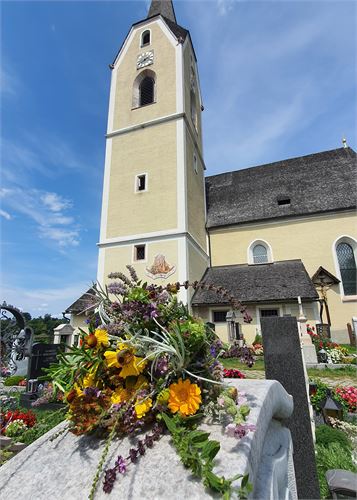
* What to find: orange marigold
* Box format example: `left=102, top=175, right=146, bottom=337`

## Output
left=168, top=378, right=201, bottom=416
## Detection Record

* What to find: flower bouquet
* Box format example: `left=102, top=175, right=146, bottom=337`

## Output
left=48, top=267, right=255, bottom=499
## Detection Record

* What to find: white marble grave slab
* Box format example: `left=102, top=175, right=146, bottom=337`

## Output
left=0, top=379, right=296, bottom=500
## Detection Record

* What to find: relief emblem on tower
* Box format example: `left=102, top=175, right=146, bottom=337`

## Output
left=146, top=254, right=176, bottom=280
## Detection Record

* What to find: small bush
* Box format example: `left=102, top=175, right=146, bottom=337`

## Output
left=3, top=376, right=25, bottom=387
left=316, top=442, right=357, bottom=498
left=19, top=409, right=65, bottom=445
left=315, top=425, right=351, bottom=452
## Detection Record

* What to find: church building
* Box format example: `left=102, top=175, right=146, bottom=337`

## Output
left=66, top=0, right=357, bottom=345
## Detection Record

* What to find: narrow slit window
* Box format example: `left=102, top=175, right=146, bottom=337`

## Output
left=141, top=30, right=150, bottom=47
left=136, top=174, right=147, bottom=192
left=134, top=244, right=146, bottom=261
left=193, top=154, right=198, bottom=174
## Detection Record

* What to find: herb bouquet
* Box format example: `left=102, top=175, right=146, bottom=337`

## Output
left=48, top=267, right=255, bottom=499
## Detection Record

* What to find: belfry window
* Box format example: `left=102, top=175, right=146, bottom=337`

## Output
left=134, top=244, right=146, bottom=262
left=336, top=242, right=357, bottom=295
left=252, top=244, right=268, bottom=264
left=140, top=76, right=154, bottom=106
left=141, top=30, right=150, bottom=47
left=135, top=173, right=147, bottom=192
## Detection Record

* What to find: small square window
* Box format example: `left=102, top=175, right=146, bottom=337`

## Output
left=134, top=244, right=146, bottom=261
left=136, top=174, right=147, bottom=192
left=213, top=310, right=228, bottom=323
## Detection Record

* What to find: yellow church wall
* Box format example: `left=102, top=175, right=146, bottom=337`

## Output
left=185, top=130, right=207, bottom=250
left=102, top=239, right=179, bottom=287
left=106, top=122, right=177, bottom=239
left=209, top=212, right=356, bottom=339
left=113, top=22, right=177, bottom=131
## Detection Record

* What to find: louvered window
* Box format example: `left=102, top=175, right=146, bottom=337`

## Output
left=337, top=242, right=357, bottom=295
left=139, top=77, right=154, bottom=106
left=252, top=244, right=268, bottom=264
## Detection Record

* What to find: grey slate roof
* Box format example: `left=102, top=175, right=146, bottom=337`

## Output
left=148, top=0, right=177, bottom=23
left=206, top=147, right=357, bottom=228
left=191, top=260, right=318, bottom=306
left=65, top=287, right=96, bottom=314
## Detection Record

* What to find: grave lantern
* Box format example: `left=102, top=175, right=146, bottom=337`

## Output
left=225, top=311, right=236, bottom=343
left=309, top=382, right=318, bottom=397
left=321, top=390, right=344, bottom=423
left=318, top=348, right=328, bottom=363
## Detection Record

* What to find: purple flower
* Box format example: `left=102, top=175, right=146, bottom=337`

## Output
left=83, top=387, right=101, bottom=398
left=137, top=440, right=146, bottom=456
left=115, top=455, right=127, bottom=474
left=225, top=423, right=256, bottom=439
left=103, top=468, right=116, bottom=493
left=108, top=282, right=127, bottom=295
left=144, top=434, right=154, bottom=448
left=129, top=448, right=138, bottom=463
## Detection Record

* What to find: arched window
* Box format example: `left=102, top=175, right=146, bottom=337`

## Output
left=141, top=30, right=150, bottom=47
left=139, top=76, right=154, bottom=106
left=252, top=244, right=268, bottom=264
left=190, top=89, right=197, bottom=131
left=132, top=70, right=156, bottom=108
left=337, top=242, right=357, bottom=295
left=248, top=240, right=273, bottom=264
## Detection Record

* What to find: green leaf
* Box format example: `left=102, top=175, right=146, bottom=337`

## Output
left=189, top=430, right=210, bottom=444
left=161, top=413, right=177, bottom=434
left=201, top=440, right=220, bottom=461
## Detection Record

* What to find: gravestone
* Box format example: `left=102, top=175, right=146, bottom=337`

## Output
left=316, top=323, right=330, bottom=339
left=261, top=316, right=320, bottom=500
left=20, top=343, right=64, bottom=408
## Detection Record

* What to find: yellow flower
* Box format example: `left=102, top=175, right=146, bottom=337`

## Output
left=82, top=373, right=96, bottom=388
left=168, top=378, right=202, bottom=416
left=104, top=344, right=147, bottom=379
left=94, top=329, right=109, bottom=347
left=126, top=374, right=149, bottom=391
left=135, top=398, right=152, bottom=419
left=111, top=387, right=131, bottom=405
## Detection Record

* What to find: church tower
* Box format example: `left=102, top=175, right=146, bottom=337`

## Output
left=97, top=0, right=209, bottom=303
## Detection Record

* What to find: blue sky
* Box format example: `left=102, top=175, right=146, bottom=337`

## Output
left=1, top=0, right=356, bottom=317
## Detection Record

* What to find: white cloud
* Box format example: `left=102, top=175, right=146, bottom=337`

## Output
left=0, top=67, right=20, bottom=96
left=41, top=192, right=72, bottom=212
left=0, top=209, right=12, bottom=220
left=1, top=282, right=90, bottom=317
left=216, top=0, right=235, bottom=16
left=1, top=187, right=80, bottom=248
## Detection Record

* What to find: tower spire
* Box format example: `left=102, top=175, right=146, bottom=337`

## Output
left=147, top=0, right=177, bottom=23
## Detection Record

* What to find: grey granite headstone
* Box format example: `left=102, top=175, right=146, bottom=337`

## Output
left=261, top=316, right=320, bottom=500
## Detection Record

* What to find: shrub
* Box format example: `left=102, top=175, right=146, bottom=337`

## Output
left=5, top=419, right=27, bottom=438
left=3, top=376, right=25, bottom=387
left=315, top=425, right=351, bottom=452
left=252, top=333, right=262, bottom=345
left=19, top=410, right=65, bottom=445
left=316, top=442, right=357, bottom=498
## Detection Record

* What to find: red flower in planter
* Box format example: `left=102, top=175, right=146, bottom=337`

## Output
left=223, top=368, right=246, bottom=379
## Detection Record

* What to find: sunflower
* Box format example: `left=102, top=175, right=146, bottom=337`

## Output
left=168, top=378, right=202, bottom=416
left=104, top=343, right=146, bottom=378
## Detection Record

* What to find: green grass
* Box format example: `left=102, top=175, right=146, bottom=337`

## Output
left=340, top=343, right=357, bottom=355
left=221, top=358, right=265, bottom=371
left=307, top=366, right=357, bottom=380
left=316, top=441, right=356, bottom=498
